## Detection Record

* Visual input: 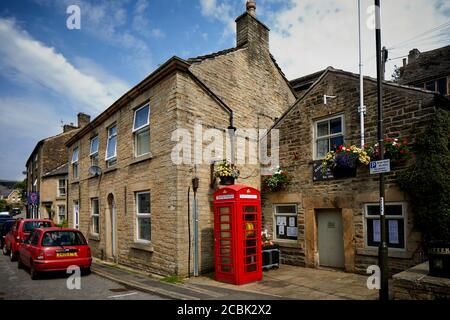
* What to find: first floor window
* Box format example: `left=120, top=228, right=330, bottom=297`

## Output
left=133, top=104, right=151, bottom=157
left=91, top=198, right=100, bottom=235
left=136, top=192, right=151, bottom=242
left=106, top=125, right=117, bottom=167
left=314, top=115, right=344, bottom=159
left=90, top=136, right=99, bottom=166
left=72, top=147, right=79, bottom=179
left=58, top=179, right=66, bottom=197
left=365, top=203, right=406, bottom=249
left=73, top=200, right=79, bottom=230
left=274, top=204, right=298, bottom=241
left=57, top=205, right=66, bottom=224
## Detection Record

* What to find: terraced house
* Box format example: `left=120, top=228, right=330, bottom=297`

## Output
left=66, top=1, right=296, bottom=277
left=262, top=67, right=450, bottom=275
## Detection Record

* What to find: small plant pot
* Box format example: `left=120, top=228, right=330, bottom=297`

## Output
left=219, top=176, right=235, bottom=186
left=428, top=240, right=450, bottom=278
left=331, top=165, right=357, bottom=179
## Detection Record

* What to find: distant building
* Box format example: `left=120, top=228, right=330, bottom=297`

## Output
left=399, top=45, right=450, bottom=97
left=40, top=163, right=68, bottom=225
left=0, top=186, right=21, bottom=207
left=25, top=113, right=90, bottom=218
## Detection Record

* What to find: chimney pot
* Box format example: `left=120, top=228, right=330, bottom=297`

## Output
left=246, top=1, right=256, bottom=16
left=408, top=48, right=420, bottom=64
left=402, top=58, right=407, bottom=67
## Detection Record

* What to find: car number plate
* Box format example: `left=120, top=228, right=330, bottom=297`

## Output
left=56, top=252, right=78, bottom=257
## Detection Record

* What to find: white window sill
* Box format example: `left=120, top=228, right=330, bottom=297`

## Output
left=132, top=241, right=153, bottom=253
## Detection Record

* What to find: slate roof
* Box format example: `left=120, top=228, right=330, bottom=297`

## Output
left=0, top=185, right=12, bottom=198
left=42, top=163, right=68, bottom=178
left=399, top=45, right=450, bottom=85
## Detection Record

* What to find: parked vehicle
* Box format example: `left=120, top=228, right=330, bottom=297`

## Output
left=0, top=211, right=10, bottom=216
left=3, top=219, right=55, bottom=261
left=1, top=219, right=15, bottom=249
left=0, top=214, right=13, bottom=231
left=10, top=208, right=22, bottom=216
left=17, top=228, right=92, bottom=280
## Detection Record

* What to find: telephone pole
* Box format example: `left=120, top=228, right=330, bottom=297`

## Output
left=375, top=0, right=389, bottom=301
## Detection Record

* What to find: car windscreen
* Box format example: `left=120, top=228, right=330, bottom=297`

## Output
left=41, top=231, right=87, bottom=247
left=23, top=221, right=53, bottom=233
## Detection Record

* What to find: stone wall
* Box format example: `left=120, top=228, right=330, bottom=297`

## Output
left=262, top=70, right=445, bottom=274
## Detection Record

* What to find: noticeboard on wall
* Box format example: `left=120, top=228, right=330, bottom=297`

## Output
left=312, top=161, right=334, bottom=182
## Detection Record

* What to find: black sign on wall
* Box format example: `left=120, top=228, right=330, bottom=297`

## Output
left=313, top=161, right=334, bottom=182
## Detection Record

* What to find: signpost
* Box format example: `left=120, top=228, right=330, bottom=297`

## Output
left=370, top=160, right=391, bottom=175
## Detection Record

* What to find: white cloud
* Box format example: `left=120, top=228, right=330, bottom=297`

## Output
left=200, top=0, right=246, bottom=38
left=269, top=0, right=450, bottom=79
left=0, top=18, right=129, bottom=114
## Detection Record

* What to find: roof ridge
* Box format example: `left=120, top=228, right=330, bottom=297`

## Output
left=187, top=45, right=246, bottom=63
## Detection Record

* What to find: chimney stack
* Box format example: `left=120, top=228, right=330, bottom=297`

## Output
left=408, top=48, right=420, bottom=64
left=63, top=124, right=77, bottom=133
left=236, top=0, right=269, bottom=53
left=77, top=113, right=91, bottom=128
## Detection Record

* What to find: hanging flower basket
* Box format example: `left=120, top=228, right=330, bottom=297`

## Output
left=214, top=160, right=240, bottom=186
left=262, top=167, right=292, bottom=192
left=364, top=137, right=412, bottom=167
left=323, top=145, right=370, bottom=179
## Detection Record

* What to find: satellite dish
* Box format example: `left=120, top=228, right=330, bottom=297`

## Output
left=89, top=166, right=102, bottom=177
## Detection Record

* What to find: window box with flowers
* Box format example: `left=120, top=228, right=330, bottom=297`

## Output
left=323, top=145, right=371, bottom=179
left=214, top=160, right=240, bottom=185
left=364, top=137, right=412, bottom=167
left=262, top=167, right=292, bottom=192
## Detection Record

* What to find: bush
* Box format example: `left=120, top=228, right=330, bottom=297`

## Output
left=397, top=109, right=450, bottom=241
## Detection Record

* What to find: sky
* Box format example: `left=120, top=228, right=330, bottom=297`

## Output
left=0, top=0, right=449, bottom=181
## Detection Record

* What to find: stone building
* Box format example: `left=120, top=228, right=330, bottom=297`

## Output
left=262, top=67, right=450, bottom=275
left=40, top=163, right=68, bottom=224
left=25, top=113, right=90, bottom=218
left=65, top=2, right=295, bottom=277
left=0, top=187, right=21, bottom=206
left=399, top=45, right=450, bottom=98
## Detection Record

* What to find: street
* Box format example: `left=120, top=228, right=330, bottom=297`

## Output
left=0, top=254, right=166, bottom=300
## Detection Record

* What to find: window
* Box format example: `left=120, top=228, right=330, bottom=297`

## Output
left=314, top=115, right=344, bottom=159
left=133, top=104, right=151, bottom=157
left=72, top=147, right=79, bottom=179
left=57, top=205, right=66, bottom=224
left=274, top=204, right=298, bottom=241
left=437, top=78, right=447, bottom=96
left=73, top=200, right=79, bottom=230
left=41, top=231, right=87, bottom=247
left=106, top=125, right=117, bottom=167
left=58, top=179, right=66, bottom=197
left=91, top=198, right=99, bottom=235
left=365, top=203, right=406, bottom=249
left=136, top=192, right=151, bottom=242
left=90, top=136, right=99, bottom=166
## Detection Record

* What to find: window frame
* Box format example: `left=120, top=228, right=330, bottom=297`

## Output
left=313, top=114, right=345, bottom=160
left=71, top=147, right=79, bottom=179
left=364, top=202, right=407, bottom=251
left=133, top=104, right=151, bottom=157
left=57, top=205, right=66, bottom=224
left=132, top=104, right=150, bottom=133
left=273, top=204, right=298, bottom=242
left=135, top=191, right=151, bottom=243
left=105, top=125, right=117, bottom=162
left=90, top=136, right=99, bottom=166
left=57, top=179, right=66, bottom=197
left=91, top=198, right=100, bottom=236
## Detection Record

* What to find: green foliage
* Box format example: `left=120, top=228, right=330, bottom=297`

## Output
left=56, top=219, right=69, bottom=228
left=262, top=167, right=292, bottom=192
left=161, top=275, right=184, bottom=284
left=0, top=199, right=11, bottom=212
left=391, top=65, right=401, bottom=83
left=396, top=109, right=450, bottom=241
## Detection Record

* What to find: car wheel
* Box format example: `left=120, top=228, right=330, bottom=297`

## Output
left=9, top=249, right=16, bottom=262
left=17, top=256, right=24, bottom=269
left=30, top=265, right=39, bottom=280
left=2, top=244, right=9, bottom=256
left=82, top=267, right=91, bottom=276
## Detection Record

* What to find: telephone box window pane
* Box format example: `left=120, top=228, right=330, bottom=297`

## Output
left=246, top=247, right=256, bottom=255
left=220, top=240, right=231, bottom=246
left=220, top=247, right=231, bottom=256
left=220, top=223, right=231, bottom=231
left=244, top=214, right=256, bottom=221
left=221, top=265, right=231, bottom=272
left=246, top=240, right=256, bottom=247
left=221, top=231, right=231, bottom=238
left=245, top=222, right=256, bottom=238
left=220, top=215, right=230, bottom=222
left=243, top=206, right=256, bottom=213
left=245, top=265, right=257, bottom=272
left=245, top=256, right=257, bottom=264
left=219, top=207, right=230, bottom=215
left=221, top=257, right=232, bottom=265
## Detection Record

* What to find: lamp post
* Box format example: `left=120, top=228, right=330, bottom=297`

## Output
left=374, top=0, right=389, bottom=301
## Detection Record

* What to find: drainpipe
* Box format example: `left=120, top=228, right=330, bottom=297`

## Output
left=192, top=177, right=199, bottom=277
left=358, top=0, right=366, bottom=148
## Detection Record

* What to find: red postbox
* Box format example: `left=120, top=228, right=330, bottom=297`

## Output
left=213, top=185, right=262, bottom=285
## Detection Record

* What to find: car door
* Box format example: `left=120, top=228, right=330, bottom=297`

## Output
left=20, top=231, right=38, bottom=267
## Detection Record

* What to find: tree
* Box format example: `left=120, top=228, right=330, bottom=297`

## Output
left=391, top=65, right=401, bottom=83
left=0, top=199, right=11, bottom=212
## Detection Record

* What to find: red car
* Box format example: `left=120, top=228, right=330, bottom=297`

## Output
left=2, top=219, right=55, bottom=261
left=18, top=228, right=92, bottom=280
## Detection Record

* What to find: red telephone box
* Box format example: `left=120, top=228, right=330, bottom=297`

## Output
left=213, top=185, right=262, bottom=285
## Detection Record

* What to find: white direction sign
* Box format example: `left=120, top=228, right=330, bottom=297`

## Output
left=370, top=159, right=391, bottom=174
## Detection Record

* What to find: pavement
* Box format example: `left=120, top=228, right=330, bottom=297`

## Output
left=92, top=260, right=379, bottom=300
